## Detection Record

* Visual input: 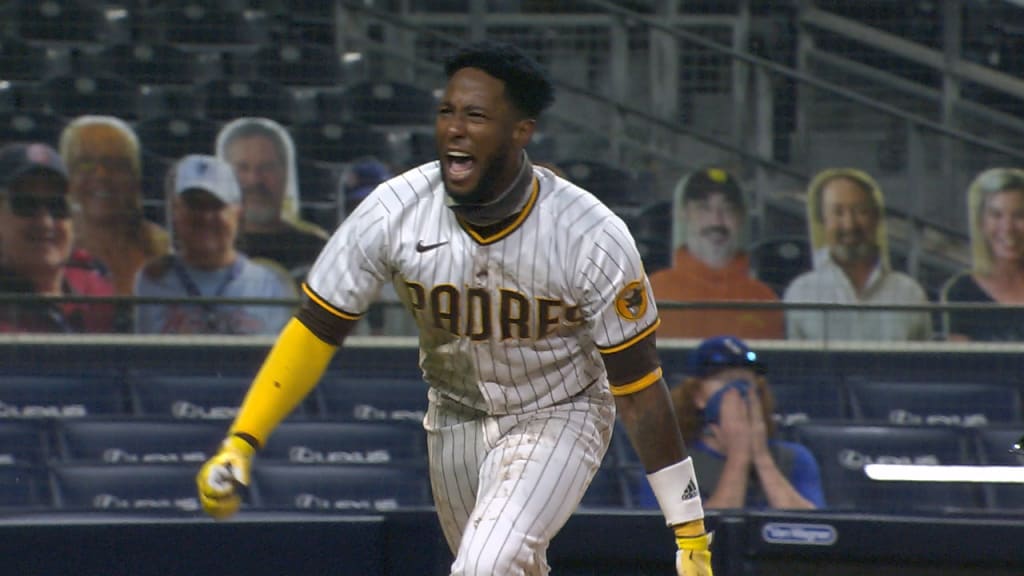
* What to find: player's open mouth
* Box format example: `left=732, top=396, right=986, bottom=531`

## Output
left=446, top=151, right=475, bottom=183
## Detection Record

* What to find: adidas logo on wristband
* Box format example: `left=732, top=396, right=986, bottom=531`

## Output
left=682, top=478, right=699, bottom=501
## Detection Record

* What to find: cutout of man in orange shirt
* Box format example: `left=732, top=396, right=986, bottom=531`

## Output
left=649, top=167, right=783, bottom=339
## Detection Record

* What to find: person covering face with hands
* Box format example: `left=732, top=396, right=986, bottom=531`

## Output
left=637, top=336, right=824, bottom=511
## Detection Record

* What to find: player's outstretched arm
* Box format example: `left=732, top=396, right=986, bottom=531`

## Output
left=615, top=378, right=714, bottom=575
left=613, top=378, right=713, bottom=576
left=196, top=316, right=343, bottom=519
left=606, top=333, right=713, bottom=576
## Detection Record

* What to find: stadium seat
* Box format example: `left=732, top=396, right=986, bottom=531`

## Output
left=161, top=3, right=268, bottom=47
left=128, top=374, right=309, bottom=421
left=262, top=421, right=426, bottom=465
left=251, top=463, right=432, bottom=512
left=49, top=463, right=204, bottom=514
left=0, top=110, right=64, bottom=145
left=749, top=235, right=812, bottom=297
left=315, top=376, right=428, bottom=423
left=0, top=375, right=129, bottom=418
left=0, top=420, right=50, bottom=468
left=139, top=151, right=173, bottom=223
left=559, top=158, right=638, bottom=208
left=296, top=158, right=341, bottom=204
left=0, top=464, right=48, bottom=509
left=0, top=34, right=66, bottom=82
left=255, top=43, right=345, bottom=88
left=578, top=466, right=626, bottom=509
left=621, top=465, right=660, bottom=509
left=296, top=158, right=341, bottom=230
left=55, top=420, right=223, bottom=465
left=972, top=426, right=1024, bottom=510
left=15, top=0, right=109, bottom=44
left=770, top=376, right=848, bottom=426
left=627, top=200, right=673, bottom=273
left=791, top=423, right=981, bottom=513
left=41, top=73, right=141, bottom=119
left=289, top=120, right=391, bottom=164
left=95, top=43, right=197, bottom=86
left=846, top=380, right=1022, bottom=426
left=136, top=115, right=221, bottom=160
left=339, top=80, right=436, bottom=126
left=199, top=78, right=295, bottom=124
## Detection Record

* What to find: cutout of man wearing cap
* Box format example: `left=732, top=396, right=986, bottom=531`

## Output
left=649, top=167, right=783, bottom=339
left=633, top=335, right=825, bottom=510
left=134, top=154, right=297, bottom=335
left=783, top=168, right=931, bottom=341
left=0, top=142, right=117, bottom=333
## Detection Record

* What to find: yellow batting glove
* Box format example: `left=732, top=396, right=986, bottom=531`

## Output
left=675, top=520, right=713, bottom=576
left=196, top=435, right=256, bottom=520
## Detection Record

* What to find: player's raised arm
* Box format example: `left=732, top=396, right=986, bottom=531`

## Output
left=604, top=332, right=713, bottom=576
left=195, top=289, right=360, bottom=519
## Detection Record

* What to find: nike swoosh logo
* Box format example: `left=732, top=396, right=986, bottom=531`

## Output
left=416, top=240, right=449, bottom=253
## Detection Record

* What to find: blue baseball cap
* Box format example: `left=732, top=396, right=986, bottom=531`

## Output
left=343, top=157, right=392, bottom=203
left=686, top=335, right=764, bottom=377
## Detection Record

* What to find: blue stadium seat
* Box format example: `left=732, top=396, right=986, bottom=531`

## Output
left=0, top=375, right=129, bottom=419
left=315, top=376, right=427, bottom=423
left=771, top=376, right=848, bottom=426
left=251, top=463, right=432, bottom=512
left=41, top=73, right=141, bottom=119
left=578, top=466, right=626, bottom=509
left=136, top=115, right=221, bottom=160
left=749, top=235, right=812, bottom=297
left=618, top=466, right=651, bottom=510
left=49, top=463, right=204, bottom=514
left=128, top=374, right=309, bottom=421
left=262, top=421, right=426, bottom=465
left=610, top=422, right=641, bottom=468
left=339, top=80, right=435, bottom=126
left=972, top=426, right=1024, bottom=510
left=846, top=380, right=1022, bottom=426
left=0, top=464, right=49, bottom=509
left=791, top=423, right=981, bottom=513
left=199, top=78, right=295, bottom=124
left=55, top=420, right=223, bottom=465
left=0, top=420, right=50, bottom=468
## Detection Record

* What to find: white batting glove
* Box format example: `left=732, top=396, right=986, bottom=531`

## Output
left=196, top=435, right=255, bottom=520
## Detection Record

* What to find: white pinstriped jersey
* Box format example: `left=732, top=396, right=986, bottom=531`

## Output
left=306, top=162, right=659, bottom=416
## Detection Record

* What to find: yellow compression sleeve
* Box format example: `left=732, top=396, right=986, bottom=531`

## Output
left=229, top=317, right=338, bottom=447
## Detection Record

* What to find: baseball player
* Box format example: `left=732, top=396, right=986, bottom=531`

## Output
left=196, top=40, right=713, bottom=576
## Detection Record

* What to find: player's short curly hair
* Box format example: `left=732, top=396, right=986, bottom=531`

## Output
left=444, top=40, right=555, bottom=119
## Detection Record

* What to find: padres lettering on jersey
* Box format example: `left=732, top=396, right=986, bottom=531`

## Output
left=402, top=281, right=585, bottom=340
left=306, top=162, right=658, bottom=415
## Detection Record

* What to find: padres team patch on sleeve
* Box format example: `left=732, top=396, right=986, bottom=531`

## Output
left=614, top=280, right=648, bottom=321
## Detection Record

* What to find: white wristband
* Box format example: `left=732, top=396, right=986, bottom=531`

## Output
left=646, top=457, right=705, bottom=526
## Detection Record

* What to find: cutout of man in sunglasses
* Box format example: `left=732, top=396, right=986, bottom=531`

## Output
left=0, top=142, right=116, bottom=333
